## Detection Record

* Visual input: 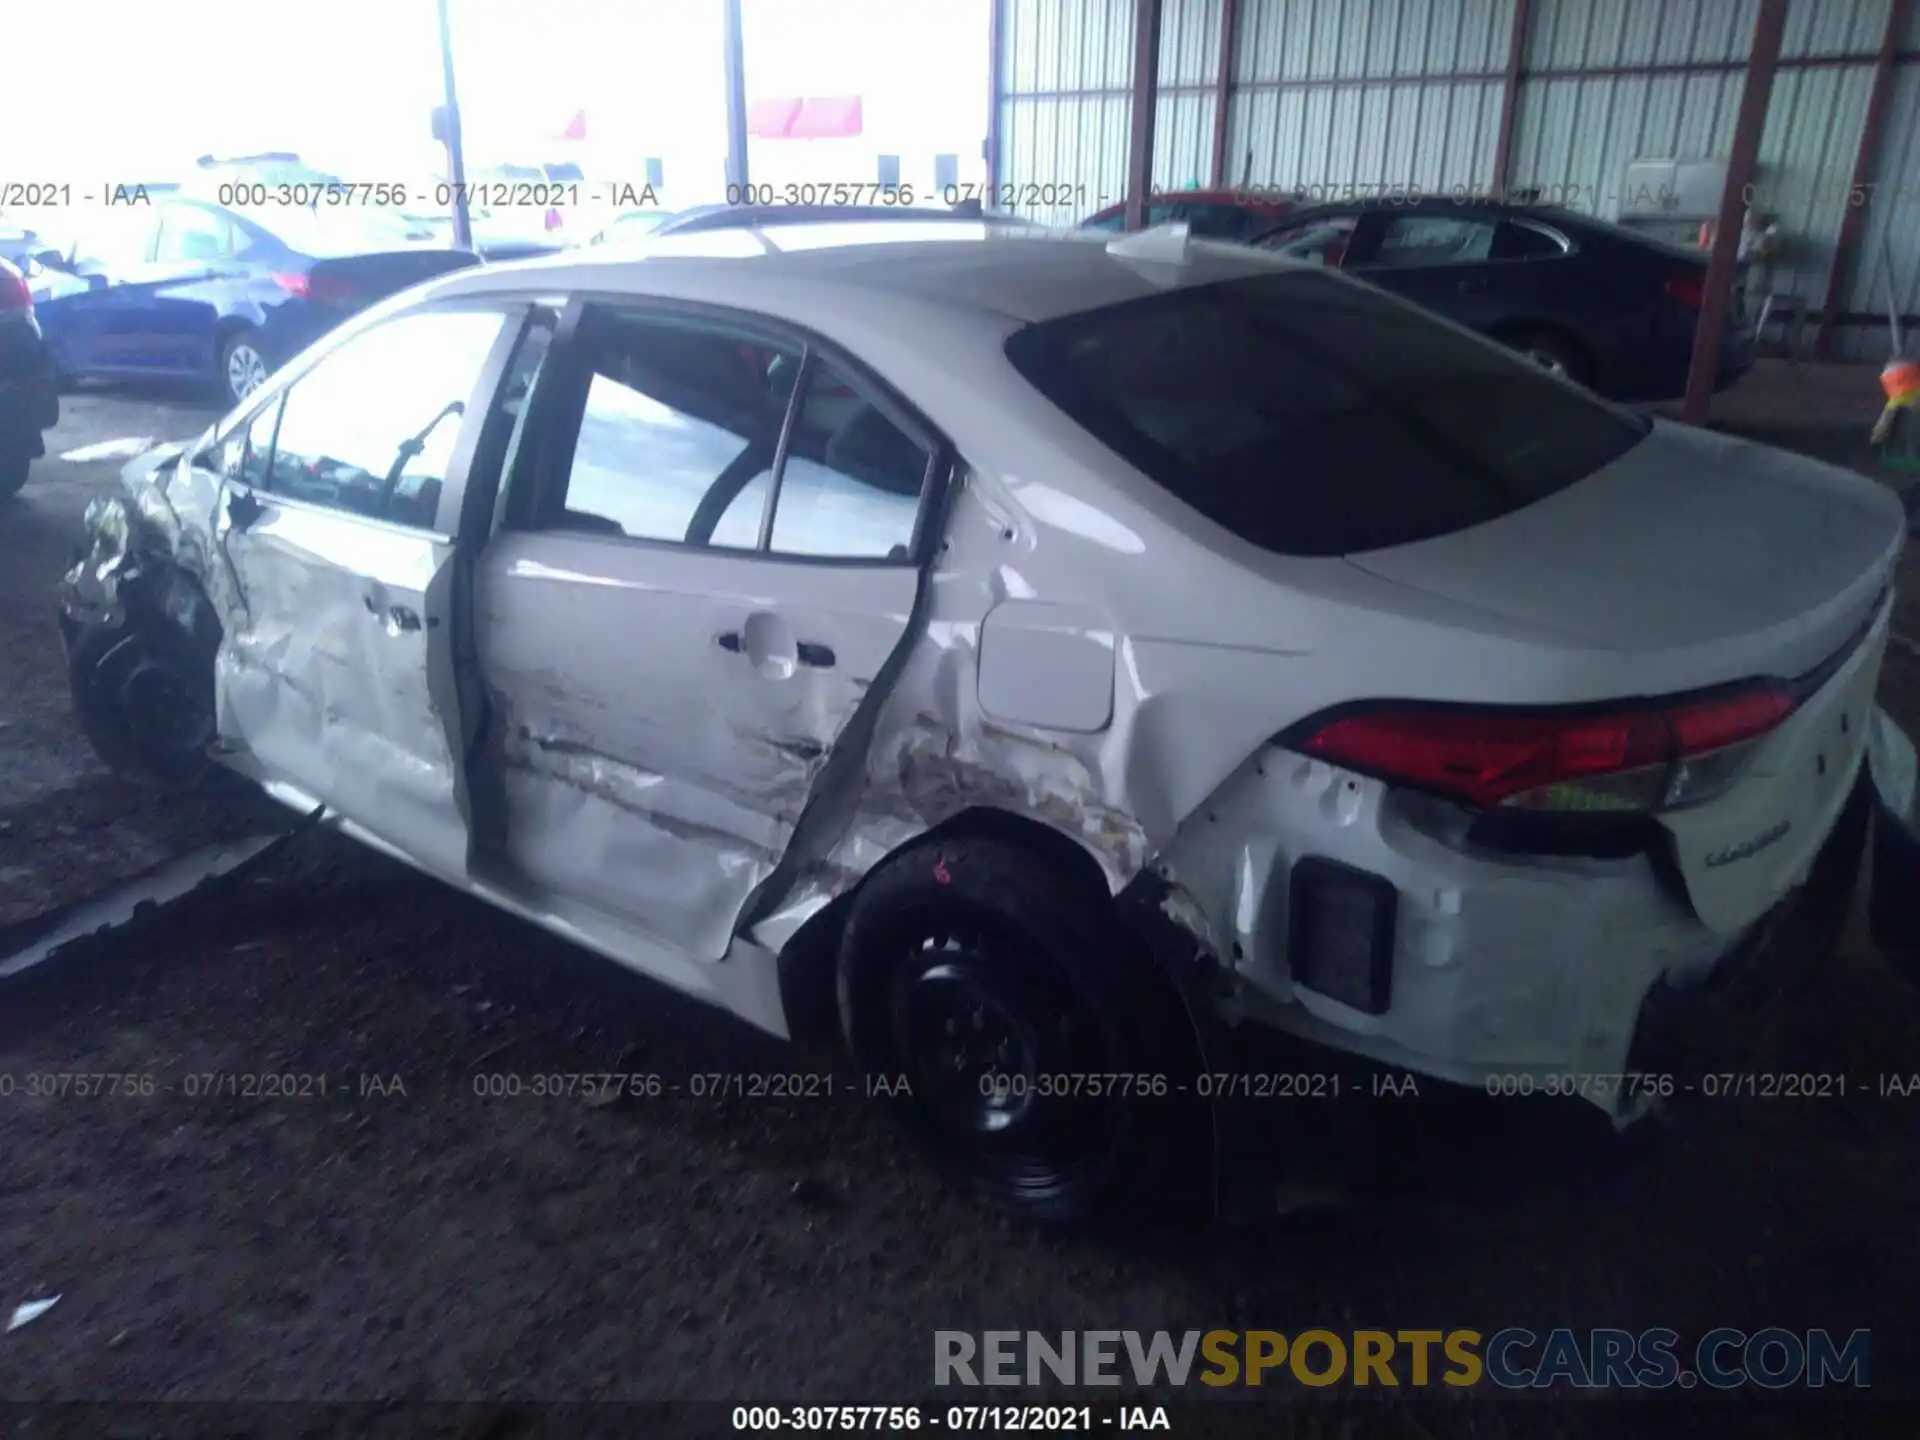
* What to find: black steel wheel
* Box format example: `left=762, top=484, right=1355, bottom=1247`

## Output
left=67, top=618, right=218, bottom=791
left=837, top=836, right=1193, bottom=1227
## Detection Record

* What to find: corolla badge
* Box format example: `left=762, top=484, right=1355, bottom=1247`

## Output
left=1704, top=818, right=1792, bottom=868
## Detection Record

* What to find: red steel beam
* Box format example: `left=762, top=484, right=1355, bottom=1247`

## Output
left=1125, top=0, right=1165, bottom=230
left=985, top=0, right=1005, bottom=196
left=1682, top=0, right=1789, bottom=426
left=1490, top=0, right=1533, bottom=201
left=1816, top=0, right=1912, bottom=358
left=1007, top=50, right=1919, bottom=105
left=1208, top=0, right=1239, bottom=188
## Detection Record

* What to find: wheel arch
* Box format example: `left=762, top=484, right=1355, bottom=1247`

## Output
left=1486, top=318, right=1598, bottom=386
left=775, top=806, right=1113, bottom=1048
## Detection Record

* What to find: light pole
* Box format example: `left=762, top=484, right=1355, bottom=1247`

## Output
left=435, top=0, right=473, bottom=251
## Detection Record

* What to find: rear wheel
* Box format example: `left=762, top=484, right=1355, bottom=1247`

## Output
left=0, top=452, right=27, bottom=500
left=217, top=328, right=269, bottom=406
left=1500, top=327, right=1592, bottom=387
left=836, top=836, right=1191, bottom=1227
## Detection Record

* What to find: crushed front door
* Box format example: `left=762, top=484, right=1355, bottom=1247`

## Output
left=209, top=304, right=522, bottom=882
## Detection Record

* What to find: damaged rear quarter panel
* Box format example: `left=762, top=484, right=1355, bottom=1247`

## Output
left=750, top=462, right=1309, bottom=950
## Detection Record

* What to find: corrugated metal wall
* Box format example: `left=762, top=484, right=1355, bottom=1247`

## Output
left=1508, top=0, right=1899, bottom=357
left=995, top=0, right=1916, bottom=354
left=1839, top=0, right=1920, bottom=357
left=1225, top=0, right=1511, bottom=196
left=998, top=0, right=1139, bottom=224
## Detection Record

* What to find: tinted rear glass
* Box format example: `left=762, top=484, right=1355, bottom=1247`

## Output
left=248, top=207, right=442, bottom=257
left=1003, top=269, right=1647, bottom=556
left=1534, top=207, right=1707, bottom=263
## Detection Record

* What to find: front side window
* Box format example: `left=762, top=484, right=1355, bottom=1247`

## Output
left=1368, top=214, right=1497, bottom=267
left=1004, top=269, right=1646, bottom=557
left=260, top=307, right=507, bottom=527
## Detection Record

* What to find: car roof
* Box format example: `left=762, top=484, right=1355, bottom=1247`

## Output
left=422, top=219, right=1300, bottom=327
left=1083, top=189, right=1295, bottom=219
left=655, top=203, right=1021, bottom=235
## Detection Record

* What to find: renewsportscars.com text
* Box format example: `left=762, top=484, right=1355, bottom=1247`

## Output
left=934, top=1328, right=1871, bottom=1390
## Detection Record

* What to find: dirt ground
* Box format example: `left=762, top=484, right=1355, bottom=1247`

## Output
left=1, top=367, right=1917, bottom=1430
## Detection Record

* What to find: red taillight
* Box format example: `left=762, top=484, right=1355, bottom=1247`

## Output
left=1664, top=274, right=1705, bottom=309
left=1667, top=688, right=1796, bottom=754
left=1295, top=684, right=1798, bottom=812
left=0, top=269, right=31, bottom=311
left=271, top=271, right=310, bottom=297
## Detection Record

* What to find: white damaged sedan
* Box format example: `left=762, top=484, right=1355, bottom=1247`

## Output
left=58, top=220, right=1920, bottom=1224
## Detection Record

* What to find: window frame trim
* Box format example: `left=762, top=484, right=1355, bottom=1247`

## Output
left=219, top=298, right=530, bottom=541
left=505, top=290, right=953, bottom=570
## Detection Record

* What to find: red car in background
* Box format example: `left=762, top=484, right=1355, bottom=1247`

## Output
left=1079, top=189, right=1296, bottom=239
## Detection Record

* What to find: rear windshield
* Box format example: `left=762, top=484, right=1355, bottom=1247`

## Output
left=1535, top=206, right=1708, bottom=263
left=1004, top=269, right=1647, bottom=556
left=247, top=207, right=442, bottom=257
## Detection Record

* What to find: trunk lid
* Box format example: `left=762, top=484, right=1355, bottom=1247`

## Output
left=1346, top=420, right=1905, bottom=933
left=1345, top=420, right=1902, bottom=686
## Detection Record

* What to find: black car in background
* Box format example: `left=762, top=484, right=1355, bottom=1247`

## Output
left=1252, top=198, right=1755, bottom=401
left=649, top=203, right=1033, bottom=237
left=0, top=257, right=59, bottom=499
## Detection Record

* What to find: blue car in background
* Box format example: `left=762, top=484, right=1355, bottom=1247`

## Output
left=34, top=197, right=479, bottom=404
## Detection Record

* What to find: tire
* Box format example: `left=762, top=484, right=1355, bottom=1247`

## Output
left=67, top=616, right=219, bottom=791
left=0, top=451, right=27, bottom=500
left=836, top=836, right=1192, bottom=1228
left=1500, top=327, right=1592, bottom=387
left=216, top=328, right=270, bottom=406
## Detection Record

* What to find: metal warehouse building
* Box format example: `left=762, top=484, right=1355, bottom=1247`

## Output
left=983, top=0, right=1920, bottom=366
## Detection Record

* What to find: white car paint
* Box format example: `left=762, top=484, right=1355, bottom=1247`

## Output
left=87, top=221, right=1907, bottom=1113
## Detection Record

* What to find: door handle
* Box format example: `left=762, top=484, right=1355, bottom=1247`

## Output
left=226, top=487, right=263, bottom=532
left=1457, top=277, right=1491, bottom=293
left=717, top=630, right=833, bottom=669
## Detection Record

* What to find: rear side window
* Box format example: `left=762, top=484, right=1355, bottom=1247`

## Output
left=767, top=360, right=931, bottom=559
left=1491, top=220, right=1568, bottom=260
left=1004, top=270, right=1647, bottom=557
left=557, top=312, right=797, bottom=545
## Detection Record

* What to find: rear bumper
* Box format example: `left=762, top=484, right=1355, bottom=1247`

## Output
left=1155, top=682, right=1887, bottom=1121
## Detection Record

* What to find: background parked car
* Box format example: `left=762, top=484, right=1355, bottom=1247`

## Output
left=35, top=198, right=479, bottom=404
left=584, top=209, right=674, bottom=245
left=1251, top=198, right=1755, bottom=400
left=1079, top=188, right=1298, bottom=240
left=650, top=203, right=1034, bottom=238
left=189, top=153, right=338, bottom=192
left=0, top=256, right=60, bottom=498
